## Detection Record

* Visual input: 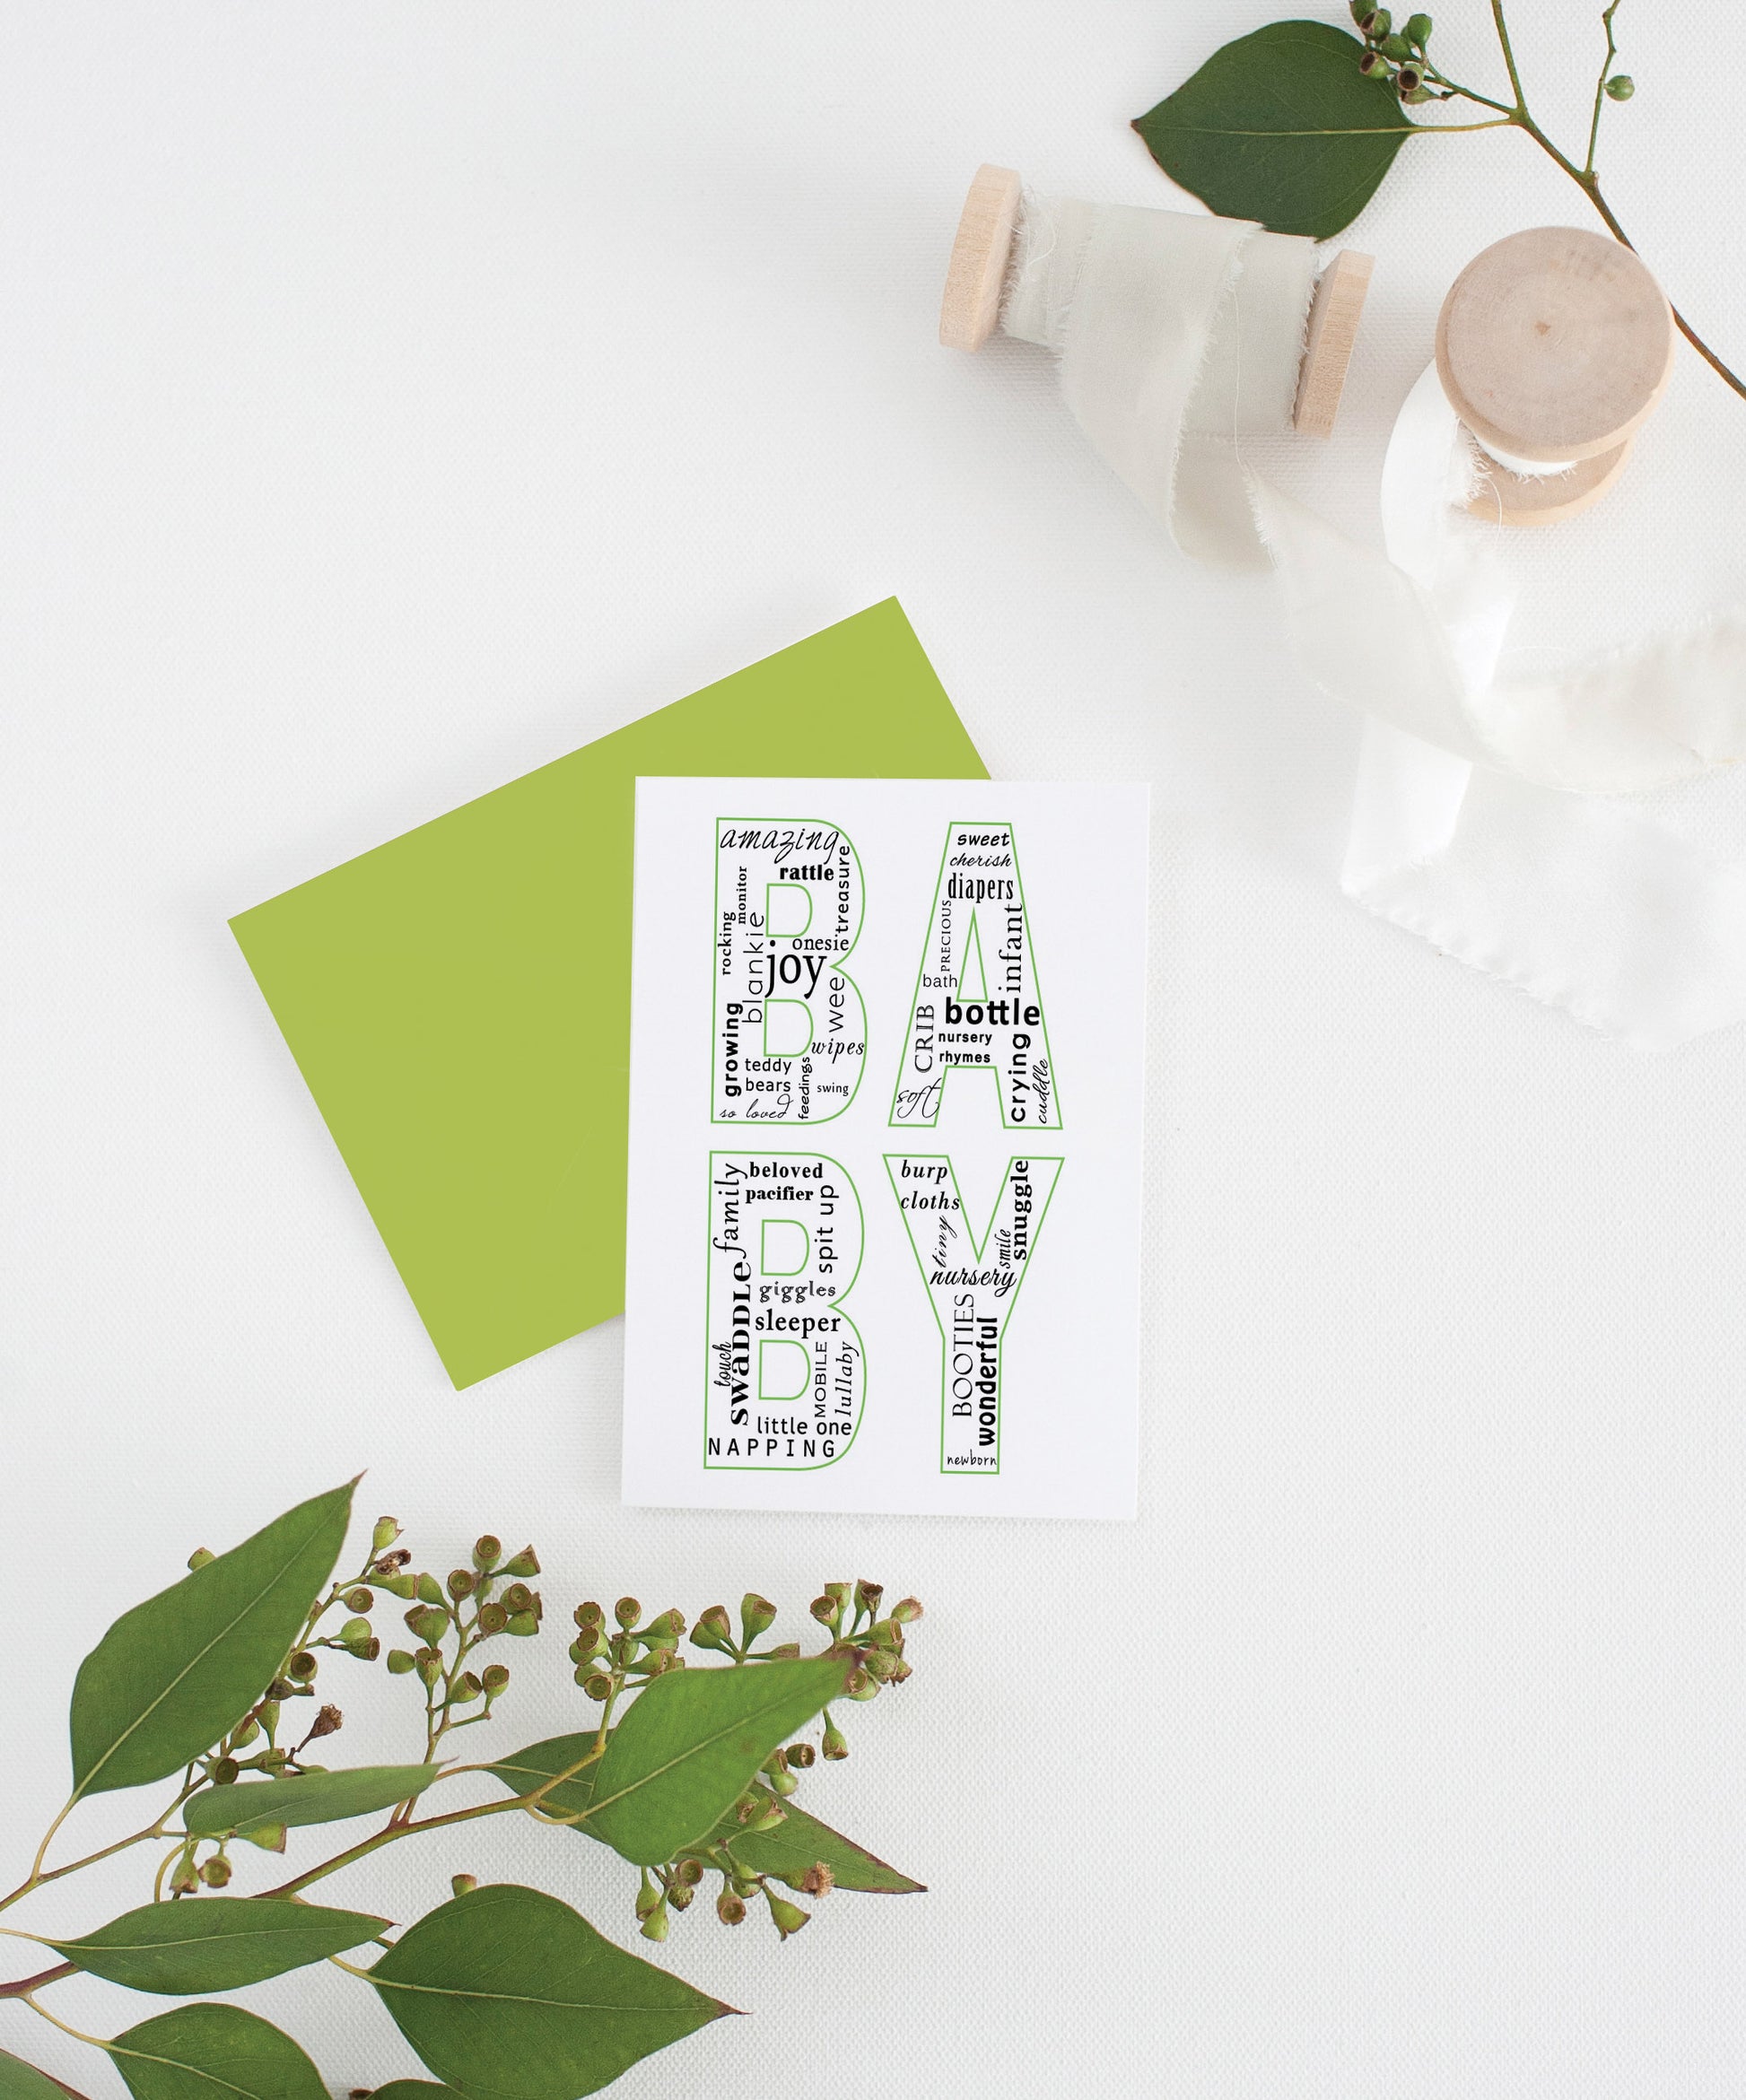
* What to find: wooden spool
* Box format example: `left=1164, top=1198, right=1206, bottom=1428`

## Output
left=938, top=162, right=1375, bottom=440
left=1436, top=225, right=1676, bottom=527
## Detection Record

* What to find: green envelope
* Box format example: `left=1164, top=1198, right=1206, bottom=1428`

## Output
left=230, top=600, right=986, bottom=1388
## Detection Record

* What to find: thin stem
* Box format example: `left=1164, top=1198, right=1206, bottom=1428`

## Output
left=0, top=1807, right=188, bottom=1918
left=1488, top=0, right=1527, bottom=109
left=1585, top=0, right=1623, bottom=175
left=17, top=1992, right=112, bottom=2052
left=258, top=1742, right=607, bottom=1899
left=0, top=1962, right=76, bottom=2000
left=22, top=1802, right=77, bottom=1894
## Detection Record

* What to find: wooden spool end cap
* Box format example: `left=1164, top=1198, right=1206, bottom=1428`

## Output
left=939, top=163, right=1024, bottom=351
left=1436, top=225, right=1675, bottom=464
left=1294, top=248, right=1375, bottom=440
left=1464, top=436, right=1635, bottom=528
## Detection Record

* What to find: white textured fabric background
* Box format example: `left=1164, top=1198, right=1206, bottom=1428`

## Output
left=4, top=4, right=1746, bottom=2096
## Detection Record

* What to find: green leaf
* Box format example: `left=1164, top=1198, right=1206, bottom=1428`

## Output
left=45, top=1896, right=388, bottom=1995
left=183, top=1764, right=440, bottom=1838
left=69, top=1483, right=355, bottom=1799
left=0, top=2046, right=75, bottom=2100
left=1133, top=21, right=1416, bottom=240
left=694, top=1787, right=925, bottom=1895
left=109, top=2004, right=327, bottom=2100
left=488, top=1735, right=923, bottom=1893
left=366, top=1884, right=729, bottom=2100
left=585, top=1656, right=851, bottom=1866
left=368, top=2087, right=466, bottom=2100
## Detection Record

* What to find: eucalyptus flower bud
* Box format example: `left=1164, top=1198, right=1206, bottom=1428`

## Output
left=615, top=1596, right=642, bottom=1628
left=258, top=1700, right=282, bottom=1733
left=371, top=1516, right=401, bottom=1554
left=718, top=1890, right=746, bottom=1926
left=1359, top=7, right=1390, bottom=35
left=823, top=1581, right=851, bottom=1605
left=574, top=1600, right=604, bottom=1628
left=642, top=1608, right=685, bottom=1646
left=675, top=1857, right=704, bottom=1888
left=451, top=1873, right=478, bottom=1898
left=821, top=1719, right=849, bottom=1761
left=372, top=1572, right=417, bottom=1600
left=473, top=1536, right=503, bottom=1571
left=415, top=1572, right=445, bottom=1607
left=477, top=1601, right=509, bottom=1636
left=749, top=1800, right=786, bottom=1833
left=344, top=1588, right=374, bottom=1614
left=764, top=1642, right=800, bottom=1660
left=1405, top=10, right=1432, bottom=41
left=350, top=1636, right=381, bottom=1661
left=799, top=1861, right=834, bottom=1897
left=691, top=1604, right=734, bottom=1652
left=416, top=1649, right=443, bottom=1687
left=341, top=1616, right=371, bottom=1644
left=581, top=1671, right=614, bottom=1701
left=668, top=1883, right=694, bottom=1912
left=891, top=1597, right=924, bottom=1624
left=453, top=1672, right=484, bottom=1703
left=405, top=1605, right=450, bottom=1645
left=768, top=1765, right=799, bottom=1797
left=809, top=1595, right=837, bottom=1625
left=447, top=1568, right=476, bottom=1600
left=266, top=1678, right=296, bottom=1703
left=506, top=1610, right=539, bottom=1637
left=1605, top=72, right=1634, bottom=99
left=1395, top=61, right=1422, bottom=90
left=853, top=1580, right=884, bottom=1616
left=200, top=1855, right=232, bottom=1888
left=635, top=1873, right=662, bottom=1921
left=481, top=1663, right=510, bottom=1694
left=1358, top=48, right=1386, bottom=74
left=764, top=1890, right=808, bottom=1939
left=640, top=1903, right=668, bottom=1942
left=502, top=1546, right=541, bottom=1578
left=287, top=1651, right=318, bottom=1682
left=862, top=1648, right=898, bottom=1682
left=210, top=1756, right=240, bottom=1785
left=307, top=1704, right=344, bottom=1740
left=740, top=1593, right=777, bottom=1641
left=786, top=1742, right=816, bottom=1769
left=170, top=1857, right=200, bottom=1895
left=1401, top=83, right=1432, bottom=100
left=387, top=1648, right=416, bottom=1675
left=231, top=1715, right=260, bottom=1749
left=239, top=1823, right=286, bottom=1852
left=187, top=1547, right=216, bottom=1572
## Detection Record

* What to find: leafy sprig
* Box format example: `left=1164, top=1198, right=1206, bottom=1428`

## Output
left=0, top=1482, right=925, bottom=2100
left=1135, top=4, right=1746, bottom=403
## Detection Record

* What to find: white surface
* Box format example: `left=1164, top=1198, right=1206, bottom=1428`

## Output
left=4, top=4, right=1746, bottom=2096
left=623, top=780, right=1146, bottom=1518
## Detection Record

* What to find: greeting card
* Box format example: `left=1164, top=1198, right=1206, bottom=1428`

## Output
left=622, top=778, right=1148, bottom=1520
left=228, top=604, right=984, bottom=1387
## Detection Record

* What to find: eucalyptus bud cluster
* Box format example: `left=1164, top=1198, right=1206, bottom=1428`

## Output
left=1349, top=0, right=1444, bottom=102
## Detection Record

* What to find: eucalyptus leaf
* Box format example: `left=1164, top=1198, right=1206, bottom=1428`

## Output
left=694, top=1788, right=924, bottom=1895
left=1133, top=21, right=1416, bottom=239
left=366, top=1884, right=729, bottom=2100
left=69, top=1483, right=355, bottom=1799
left=109, top=2004, right=327, bottom=2100
left=367, top=2087, right=466, bottom=2100
left=0, top=2046, right=74, bottom=2100
left=584, top=1655, right=850, bottom=1866
left=184, top=1765, right=440, bottom=1838
left=45, top=1897, right=388, bottom=1995
left=489, top=1735, right=921, bottom=1892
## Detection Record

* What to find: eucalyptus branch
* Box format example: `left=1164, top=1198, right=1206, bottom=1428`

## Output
left=0, top=1492, right=925, bottom=2099
left=1353, top=2, right=1746, bottom=403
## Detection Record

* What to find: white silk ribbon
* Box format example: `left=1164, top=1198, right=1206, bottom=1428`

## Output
left=1002, top=193, right=1746, bottom=1047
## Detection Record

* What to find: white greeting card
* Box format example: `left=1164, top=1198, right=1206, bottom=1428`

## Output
left=622, top=778, right=1148, bottom=1520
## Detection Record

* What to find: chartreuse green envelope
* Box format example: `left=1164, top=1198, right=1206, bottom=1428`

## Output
left=230, top=600, right=986, bottom=1388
